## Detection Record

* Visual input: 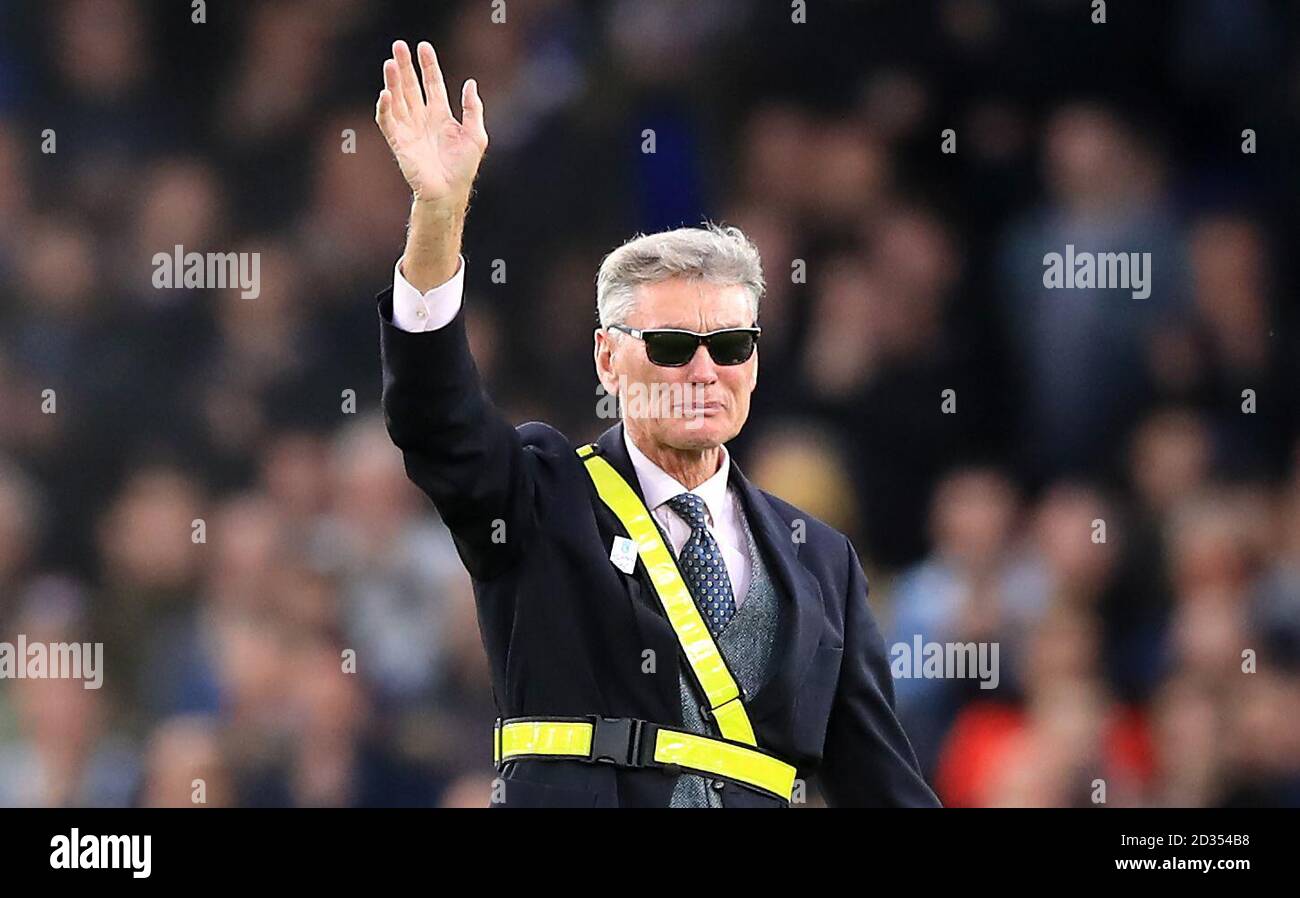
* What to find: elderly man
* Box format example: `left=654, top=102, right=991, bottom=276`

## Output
left=374, top=40, right=938, bottom=808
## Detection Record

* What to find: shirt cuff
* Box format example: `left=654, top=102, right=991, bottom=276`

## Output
left=391, top=255, right=465, bottom=332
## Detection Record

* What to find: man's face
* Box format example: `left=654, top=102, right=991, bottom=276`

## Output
left=595, top=278, right=758, bottom=452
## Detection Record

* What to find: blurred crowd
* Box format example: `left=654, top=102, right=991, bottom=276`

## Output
left=0, top=0, right=1297, bottom=806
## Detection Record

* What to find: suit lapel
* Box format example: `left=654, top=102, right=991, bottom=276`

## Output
left=727, top=460, right=823, bottom=724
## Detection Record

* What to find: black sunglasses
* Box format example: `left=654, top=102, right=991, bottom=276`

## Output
left=608, top=324, right=761, bottom=367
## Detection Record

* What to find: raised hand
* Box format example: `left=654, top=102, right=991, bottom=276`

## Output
left=375, top=40, right=487, bottom=209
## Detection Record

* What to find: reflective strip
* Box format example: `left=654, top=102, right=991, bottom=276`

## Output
left=709, top=696, right=755, bottom=746
left=498, top=720, right=593, bottom=762
left=578, top=447, right=756, bottom=747
left=494, top=718, right=796, bottom=802
left=652, top=729, right=796, bottom=801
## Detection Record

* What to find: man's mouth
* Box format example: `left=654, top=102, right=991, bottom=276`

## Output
left=678, top=401, right=724, bottom=417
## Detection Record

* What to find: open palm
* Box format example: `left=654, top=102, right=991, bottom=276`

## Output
left=375, top=40, right=488, bottom=205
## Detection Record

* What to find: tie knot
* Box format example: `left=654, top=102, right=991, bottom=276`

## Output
left=666, top=492, right=710, bottom=530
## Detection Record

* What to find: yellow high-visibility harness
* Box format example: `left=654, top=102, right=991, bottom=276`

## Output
left=492, top=443, right=798, bottom=803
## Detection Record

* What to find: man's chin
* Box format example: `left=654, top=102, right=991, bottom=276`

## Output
left=660, top=418, right=733, bottom=451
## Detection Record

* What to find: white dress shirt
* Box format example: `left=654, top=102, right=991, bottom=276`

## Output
left=390, top=257, right=752, bottom=606
left=621, top=427, right=751, bottom=606
left=391, top=255, right=467, bottom=332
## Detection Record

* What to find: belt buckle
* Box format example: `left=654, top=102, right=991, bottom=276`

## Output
left=587, top=716, right=644, bottom=767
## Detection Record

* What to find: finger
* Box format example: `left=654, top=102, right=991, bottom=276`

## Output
left=375, top=89, right=396, bottom=138
left=462, top=79, right=487, bottom=144
left=418, top=41, right=452, bottom=119
left=382, top=59, right=409, bottom=120
left=392, top=40, right=425, bottom=115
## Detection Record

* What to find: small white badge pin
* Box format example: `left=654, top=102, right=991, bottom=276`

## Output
left=610, top=535, right=638, bottom=574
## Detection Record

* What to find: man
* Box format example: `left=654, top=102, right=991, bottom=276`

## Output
left=374, top=39, right=939, bottom=807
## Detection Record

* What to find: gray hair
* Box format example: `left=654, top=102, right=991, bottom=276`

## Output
left=595, top=223, right=765, bottom=328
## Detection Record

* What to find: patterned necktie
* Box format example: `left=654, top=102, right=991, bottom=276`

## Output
left=665, top=492, right=736, bottom=637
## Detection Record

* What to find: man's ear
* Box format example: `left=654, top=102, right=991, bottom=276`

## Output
left=594, top=327, right=618, bottom=395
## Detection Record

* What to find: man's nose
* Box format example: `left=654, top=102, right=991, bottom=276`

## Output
left=681, top=344, right=718, bottom=381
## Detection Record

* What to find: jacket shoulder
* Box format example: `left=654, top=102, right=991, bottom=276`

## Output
left=516, top=420, right=591, bottom=461
left=516, top=421, right=593, bottom=483
left=754, top=489, right=853, bottom=559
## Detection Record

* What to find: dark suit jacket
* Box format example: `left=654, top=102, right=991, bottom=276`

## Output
left=378, top=287, right=940, bottom=807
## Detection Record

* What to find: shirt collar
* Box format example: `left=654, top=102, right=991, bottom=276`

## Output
left=623, top=428, right=731, bottom=527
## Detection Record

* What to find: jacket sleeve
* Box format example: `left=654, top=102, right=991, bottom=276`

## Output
left=818, top=536, right=942, bottom=807
left=378, top=287, right=537, bottom=580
